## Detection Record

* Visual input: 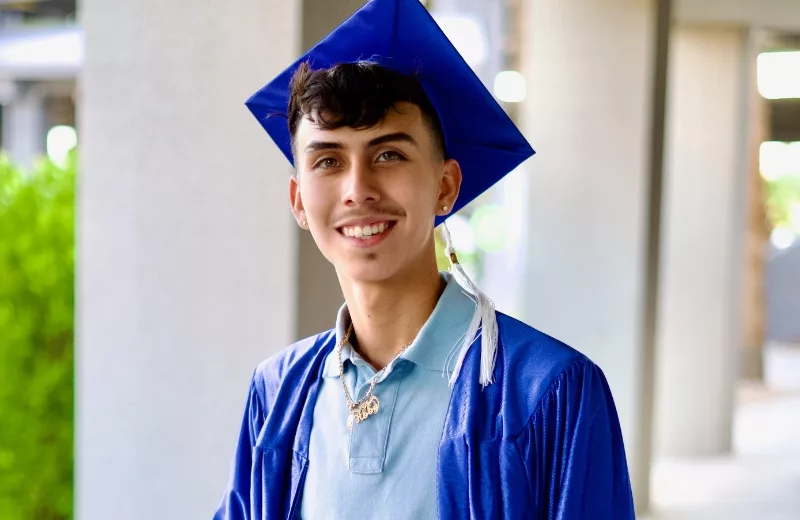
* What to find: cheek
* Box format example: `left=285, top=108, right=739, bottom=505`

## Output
left=393, top=176, right=439, bottom=215
left=299, top=180, right=336, bottom=216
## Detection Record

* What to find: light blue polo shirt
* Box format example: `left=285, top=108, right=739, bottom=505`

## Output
left=300, top=273, right=475, bottom=519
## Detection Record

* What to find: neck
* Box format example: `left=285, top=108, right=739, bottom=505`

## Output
left=338, top=258, right=444, bottom=371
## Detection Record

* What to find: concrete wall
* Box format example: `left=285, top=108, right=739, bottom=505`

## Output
left=77, top=1, right=300, bottom=517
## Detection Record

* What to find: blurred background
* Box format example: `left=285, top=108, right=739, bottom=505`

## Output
left=0, top=0, right=798, bottom=518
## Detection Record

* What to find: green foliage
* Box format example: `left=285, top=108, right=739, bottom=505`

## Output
left=764, top=175, right=800, bottom=233
left=434, top=229, right=450, bottom=271
left=0, top=154, right=75, bottom=520
left=434, top=227, right=481, bottom=280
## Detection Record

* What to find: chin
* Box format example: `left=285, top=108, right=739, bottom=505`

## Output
left=336, top=256, right=407, bottom=284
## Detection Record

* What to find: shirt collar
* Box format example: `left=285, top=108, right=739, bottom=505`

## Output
left=322, top=272, right=476, bottom=378
left=321, top=303, right=356, bottom=378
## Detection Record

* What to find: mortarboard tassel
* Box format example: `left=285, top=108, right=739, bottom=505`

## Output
left=440, top=222, right=498, bottom=387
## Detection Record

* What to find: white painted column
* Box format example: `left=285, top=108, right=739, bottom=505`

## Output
left=654, top=26, right=750, bottom=456
left=77, top=1, right=300, bottom=518
left=2, top=83, right=45, bottom=166
left=519, top=0, right=664, bottom=510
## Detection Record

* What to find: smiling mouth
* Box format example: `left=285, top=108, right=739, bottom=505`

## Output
left=338, top=221, right=395, bottom=240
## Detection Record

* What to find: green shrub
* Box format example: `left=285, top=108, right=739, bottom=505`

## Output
left=0, top=154, right=74, bottom=520
left=765, top=175, right=800, bottom=235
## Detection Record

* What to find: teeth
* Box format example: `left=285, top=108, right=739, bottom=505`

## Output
left=342, top=222, right=389, bottom=239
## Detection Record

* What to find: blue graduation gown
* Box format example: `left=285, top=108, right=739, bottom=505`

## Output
left=214, top=313, right=634, bottom=519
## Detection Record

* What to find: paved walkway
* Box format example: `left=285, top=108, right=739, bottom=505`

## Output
left=644, top=384, right=800, bottom=519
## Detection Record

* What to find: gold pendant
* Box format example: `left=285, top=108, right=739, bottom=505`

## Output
left=346, top=395, right=380, bottom=431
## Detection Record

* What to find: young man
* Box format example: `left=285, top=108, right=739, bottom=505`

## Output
left=215, top=0, right=634, bottom=518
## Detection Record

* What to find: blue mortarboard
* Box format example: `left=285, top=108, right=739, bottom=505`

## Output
left=245, top=0, right=535, bottom=224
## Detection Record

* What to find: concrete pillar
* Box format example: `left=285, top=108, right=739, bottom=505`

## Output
left=2, top=82, right=45, bottom=166
left=654, top=26, right=751, bottom=457
left=77, top=1, right=300, bottom=518
left=519, top=0, right=667, bottom=511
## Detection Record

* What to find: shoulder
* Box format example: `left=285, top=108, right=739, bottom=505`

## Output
left=251, top=329, right=335, bottom=408
left=496, top=311, right=590, bottom=380
left=494, top=312, right=606, bottom=432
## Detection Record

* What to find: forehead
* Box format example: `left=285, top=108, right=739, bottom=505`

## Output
left=294, top=102, right=428, bottom=149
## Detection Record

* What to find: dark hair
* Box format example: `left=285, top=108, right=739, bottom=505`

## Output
left=287, top=61, right=446, bottom=159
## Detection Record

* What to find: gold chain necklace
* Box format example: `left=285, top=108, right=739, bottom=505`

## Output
left=337, top=323, right=413, bottom=431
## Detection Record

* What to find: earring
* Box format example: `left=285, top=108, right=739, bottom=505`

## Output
left=301, top=220, right=308, bottom=228
left=442, top=205, right=449, bottom=213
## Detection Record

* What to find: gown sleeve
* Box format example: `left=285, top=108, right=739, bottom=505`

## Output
left=517, top=359, right=635, bottom=519
left=213, top=371, right=265, bottom=520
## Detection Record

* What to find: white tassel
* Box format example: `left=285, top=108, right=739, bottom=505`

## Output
left=440, top=222, right=498, bottom=387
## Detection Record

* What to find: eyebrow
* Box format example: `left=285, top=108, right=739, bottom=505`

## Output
left=303, top=140, right=344, bottom=154
left=303, top=132, right=418, bottom=154
left=366, top=132, right=418, bottom=148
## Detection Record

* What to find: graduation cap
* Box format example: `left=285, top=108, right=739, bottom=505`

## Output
left=245, top=0, right=536, bottom=386
left=245, top=0, right=535, bottom=223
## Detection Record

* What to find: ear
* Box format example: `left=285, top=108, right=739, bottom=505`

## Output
left=437, top=159, right=462, bottom=216
left=289, top=174, right=307, bottom=228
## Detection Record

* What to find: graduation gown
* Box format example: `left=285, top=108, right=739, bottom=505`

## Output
left=214, top=312, right=635, bottom=519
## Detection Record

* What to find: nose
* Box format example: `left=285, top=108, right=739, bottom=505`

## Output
left=341, top=159, right=380, bottom=206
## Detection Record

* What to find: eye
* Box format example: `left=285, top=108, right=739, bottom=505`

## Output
left=313, top=157, right=341, bottom=170
left=376, top=150, right=405, bottom=163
